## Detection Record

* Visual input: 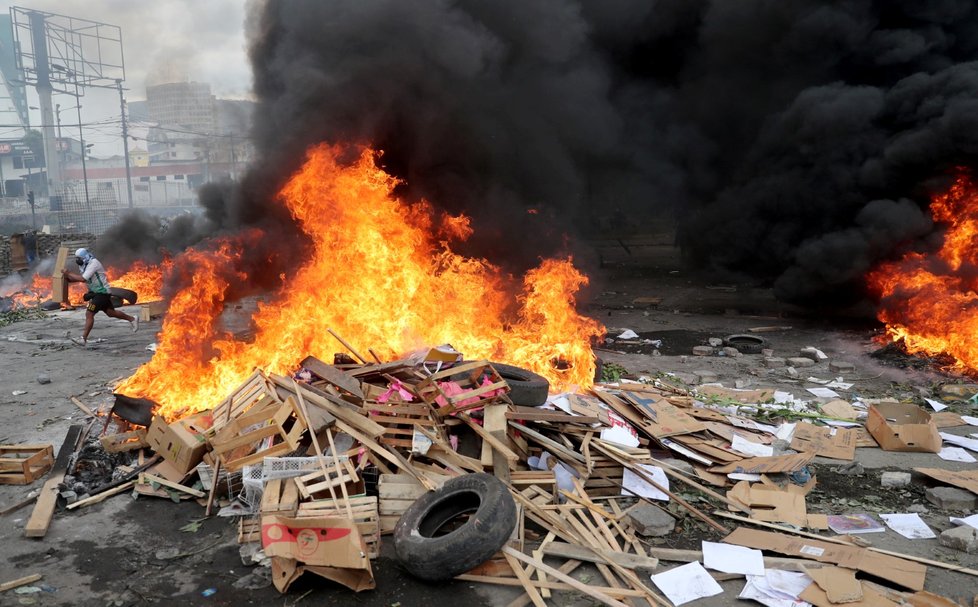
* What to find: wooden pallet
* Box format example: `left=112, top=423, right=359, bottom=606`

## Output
left=210, top=396, right=307, bottom=472
left=417, top=361, right=512, bottom=417
left=260, top=478, right=300, bottom=516
left=296, top=495, right=381, bottom=559
left=378, top=473, right=427, bottom=533
left=210, top=370, right=281, bottom=433
left=0, top=445, right=54, bottom=485
left=363, top=400, right=446, bottom=450
left=99, top=429, right=149, bottom=453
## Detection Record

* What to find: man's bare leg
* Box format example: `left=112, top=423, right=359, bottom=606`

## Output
left=82, top=310, right=96, bottom=343
left=104, top=308, right=138, bottom=332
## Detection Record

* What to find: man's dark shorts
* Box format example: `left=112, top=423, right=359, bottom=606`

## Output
left=85, top=292, right=114, bottom=313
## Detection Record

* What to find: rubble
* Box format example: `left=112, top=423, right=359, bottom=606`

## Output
left=939, top=525, right=978, bottom=553
left=925, top=486, right=978, bottom=511
left=881, top=471, right=912, bottom=487
left=626, top=504, right=676, bottom=537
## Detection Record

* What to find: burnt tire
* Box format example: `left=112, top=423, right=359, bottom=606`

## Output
left=723, top=334, right=767, bottom=354
left=490, top=362, right=550, bottom=406
left=109, top=287, right=138, bottom=305
left=393, top=473, right=517, bottom=582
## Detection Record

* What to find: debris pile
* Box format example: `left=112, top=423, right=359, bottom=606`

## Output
left=7, top=340, right=978, bottom=606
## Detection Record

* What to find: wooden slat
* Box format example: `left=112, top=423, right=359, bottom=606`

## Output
left=25, top=425, right=82, bottom=537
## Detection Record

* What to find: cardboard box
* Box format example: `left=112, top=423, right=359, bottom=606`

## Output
left=790, top=422, right=857, bottom=461
left=146, top=414, right=209, bottom=474
left=263, top=514, right=374, bottom=592
left=866, top=403, right=940, bottom=453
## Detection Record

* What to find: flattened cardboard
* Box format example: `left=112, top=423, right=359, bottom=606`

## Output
left=800, top=579, right=900, bottom=607
left=146, top=414, right=209, bottom=474
left=696, top=385, right=776, bottom=404
left=271, top=555, right=375, bottom=593
left=711, top=451, right=815, bottom=474
left=866, top=403, right=940, bottom=453
left=821, top=400, right=858, bottom=421
left=855, top=428, right=879, bottom=448
left=263, top=515, right=369, bottom=570
left=621, top=391, right=705, bottom=437
left=790, top=422, right=857, bottom=461
left=929, top=412, right=965, bottom=428
left=914, top=467, right=978, bottom=496
left=907, top=591, right=967, bottom=607
left=727, top=481, right=808, bottom=527
left=803, top=565, right=862, bottom=604
left=722, top=528, right=926, bottom=591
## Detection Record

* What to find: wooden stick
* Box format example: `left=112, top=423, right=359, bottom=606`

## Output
left=458, top=574, right=645, bottom=598
left=204, top=459, right=221, bottom=517
left=0, top=494, right=38, bottom=516
left=502, top=546, right=630, bottom=607
left=503, top=558, right=585, bottom=607
left=502, top=552, right=548, bottom=607
left=326, top=328, right=369, bottom=364
left=0, top=573, right=42, bottom=592
left=140, top=474, right=205, bottom=498
left=368, top=348, right=383, bottom=364
left=66, top=480, right=136, bottom=510
left=714, top=511, right=978, bottom=578
left=70, top=396, right=97, bottom=417
left=324, top=428, right=355, bottom=519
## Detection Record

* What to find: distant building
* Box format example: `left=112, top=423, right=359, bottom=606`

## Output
left=146, top=81, right=216, bottom=135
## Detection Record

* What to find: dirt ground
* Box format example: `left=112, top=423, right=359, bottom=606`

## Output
left=2, top=244, right=978, bottom=606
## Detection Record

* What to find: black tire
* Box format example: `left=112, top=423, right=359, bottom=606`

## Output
left=490, top=362, right=550, bottom=406
left=393, top=473, right=517, bottom=581
left=723, top=334, right=767, bottom=354
left=109, top=287, right=138, bottom=305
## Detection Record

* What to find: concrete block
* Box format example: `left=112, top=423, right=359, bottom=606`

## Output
left=761, top=348, right=774, bottom=357
left=692, top=346, right=713, bottom=356
left=829, top=361, right=855, bottom=373
left=926, top=486, right=978, bottom=511
left=940, top=525, right=978, bottom=553
left=786, top=357, right=815, bottom=368
left=627, top=504, right=676, bottom=537
left=880, top=472, right=911, bottom=488
left=722, top=347, right=741, bottom=358
left=800, top=347, right=828, bottom=361
left=708, top=338, right=723, bottom=347
left=763, top=357, right=786, bottom=368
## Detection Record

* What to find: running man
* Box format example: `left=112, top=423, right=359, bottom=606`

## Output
left=62, top=248, right=138, bottom=345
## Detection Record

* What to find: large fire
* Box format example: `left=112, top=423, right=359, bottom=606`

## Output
left=868, top=174, right=978, bottom=372
left=118, top=144, right=605, bottom=420
left=7, top=260, right=165, bottom=309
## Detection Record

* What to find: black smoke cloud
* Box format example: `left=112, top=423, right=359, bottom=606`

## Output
left=110, top=0, right=978, bottom=306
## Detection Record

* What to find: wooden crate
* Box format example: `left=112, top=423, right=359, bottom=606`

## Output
left=99, top=429, right=149, bottom=453
left=260, top=478, right=300, bottom=516
left=294, top=458, right=361, bottom=500
left=210, top=370, right=281, bottom=433
left=363, top=400, right=446, bottom=450
left=238, top=517, right=262, bottom=544
left=297, top=495, right=381, bottom=559
left=138, top=300, right=167, bottom=322
left=0, top=445, right=54, bottom=485
left=378, top=473, right=427, bottom=533
left=416, top=361, right=511, bottom=417
left=210, top=396, right=307, bottom=472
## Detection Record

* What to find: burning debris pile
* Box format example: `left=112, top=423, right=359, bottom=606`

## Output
left=12, top=341, right=978, bottom=604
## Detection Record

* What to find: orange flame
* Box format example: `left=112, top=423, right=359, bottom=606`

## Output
left=867, top=173, right=978, bottom=371
left=118, top=144, right=605, bottom=420
left=6, top=260, right=166, bottom=310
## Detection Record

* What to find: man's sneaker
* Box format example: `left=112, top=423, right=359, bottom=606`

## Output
left=131, top=317, right=139, bottom=333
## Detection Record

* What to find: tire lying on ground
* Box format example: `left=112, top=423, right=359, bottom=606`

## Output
left=722, top=334, right=768, bottom=354
left=393, top=473, right=517, bottom=581
left=489, top=362, right=550, bottom=407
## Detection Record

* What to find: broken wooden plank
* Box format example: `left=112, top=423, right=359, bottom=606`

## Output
left=0, top=573, right=42, bottom=592
left=501, top=546, right=631, bottom=607
left=65, top=480, right=136, bottom=510
left=140, top=474, right=205, bottom=498
left=542, top=541, right=659, bottom=569
left=25, top=424, right=82, bottom=538
left=70, top=396, right=97, bottom=418
left=300, top=355, right=365, bottom=399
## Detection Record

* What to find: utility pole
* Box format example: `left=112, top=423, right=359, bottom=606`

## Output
left=117, top=79, right=133, bottom=208
left=73, top=75, right=90, bottom=208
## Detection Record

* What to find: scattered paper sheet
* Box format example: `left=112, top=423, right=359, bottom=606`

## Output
left=825, top=380, right=853, bottom=390
left=702, top=540, right=765, bottom=576
left=879, top=513, right=936, bottom=539
left=617, top=329, right=639, bottom=339
left=774, top=391, right=797, bottom=404
left=961, top=415, right=978, bottom=426
left=826, top=513, right=885, bottom=534
left=938, top=446, right=976, bottom=462
left=775, top=423, right=796, bottom=441
left=621, top=464, right=670, bottom=501
left=939, top=432, right=978, bottom=452
left=600, top=409, right=640, bottom=448
left=806, top=377, right=830, bottom=385
left=650, top=561, right=723, bottom=606
left=728, top=472, right=763, bottom=481
left=950, top=514, right=978, bottom=530
left=924, top=398, right=949, bottom=412
left=732, top=434, right=775, bottom=457
left=739, top=571, right=813, bottom=607
left=807, top=387, right=840, bottom=399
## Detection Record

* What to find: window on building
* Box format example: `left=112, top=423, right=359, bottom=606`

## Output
left=156, top=175, right=166, bottom=181
left=139, top=176, right=150, bottom=182
left=174, top=174, right=184, bottom=180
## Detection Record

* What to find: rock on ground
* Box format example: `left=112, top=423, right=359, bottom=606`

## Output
left=940, top=526, right=978, bottom=554
left=627, top=505, right=676, bottom=537
left=926, top=487, right=977, bottom=511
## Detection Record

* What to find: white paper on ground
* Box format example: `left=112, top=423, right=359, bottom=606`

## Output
left=807, top=387, right=841, bottom=398
left=950, top=514, right=978, bottom=530
left=880, top=513, right=937, bottom=539
left=774, top=391, right=797, bottom=404
left=702, top=540, right=765, bottom=576
left=739, top=570, right=813, bottom=607
left=650, top=561, right=723, bottom=606
left=940, top=432, right=978, bottom=453
left=549, top=394, right=572, bottom=414
left=621, top=464, right=670, bottom=501
left=600, top=409, right=640, bottom=448
left=806, top=377, right=830, bottom=385
left=924, top=398, right=949, bottom=412
left=961, top=415, right=978, bottom=426
left=938, top=446, right=976, bottom=463
left=731, top=434, right=775, bottom=457
left=825, top=380, right=854, bottom=390
left=776, top=423, right=797, bottom=442
left=824, top=419, right=862, bottom=427
left=617, top=329, right=639, bottom=339
left=661, top=437, right=715, bottom=466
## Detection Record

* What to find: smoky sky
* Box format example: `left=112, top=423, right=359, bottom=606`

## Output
left=239, top=0, right=978, bottom=305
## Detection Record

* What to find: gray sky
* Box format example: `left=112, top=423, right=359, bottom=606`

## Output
left=2, top=1, right=252, bottom=155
